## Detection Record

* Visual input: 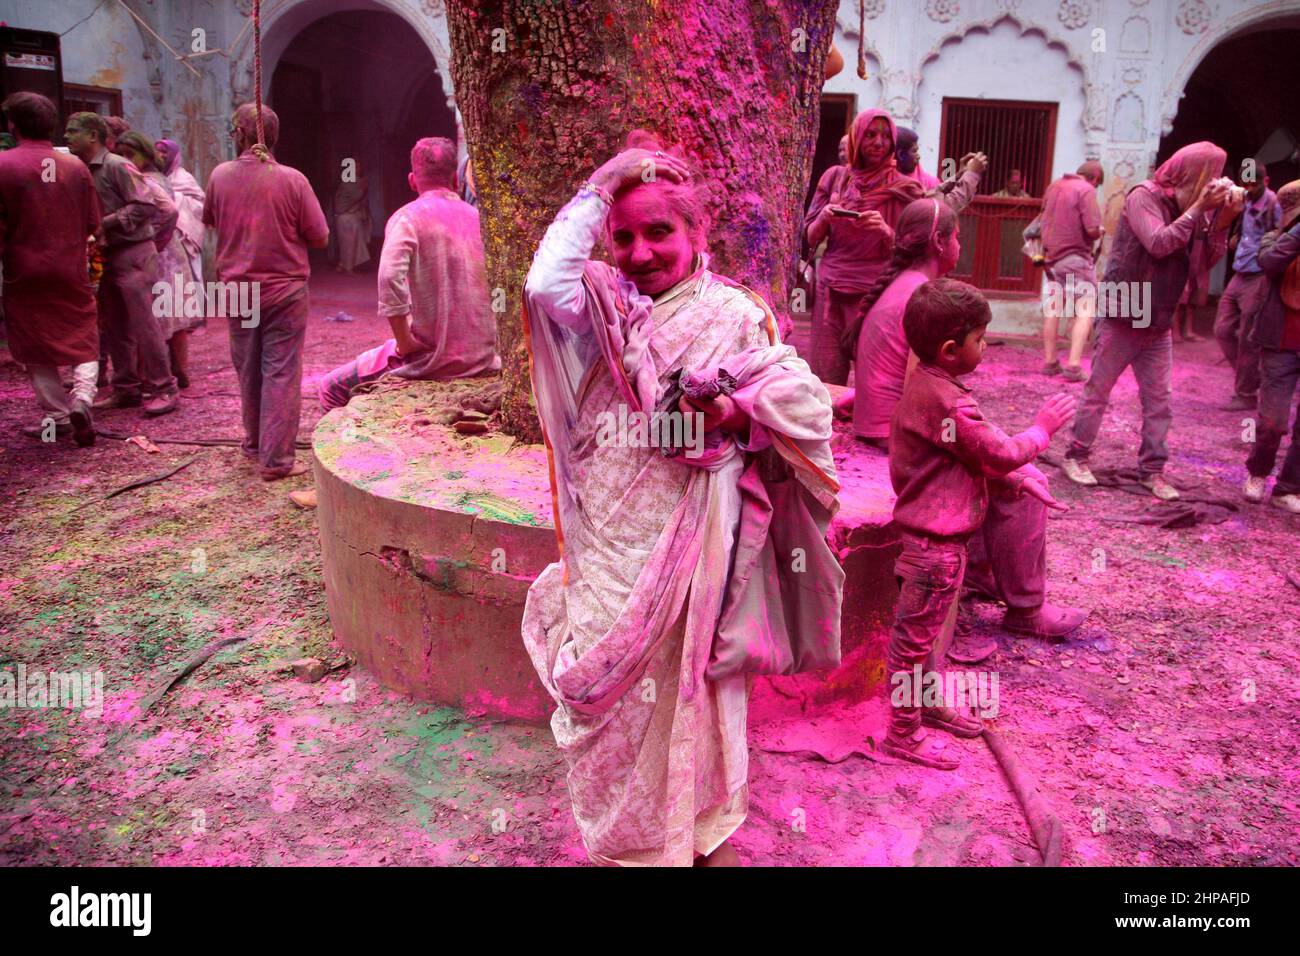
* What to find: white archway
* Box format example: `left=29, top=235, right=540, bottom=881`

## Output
left=1159, top=2, right=1300, bottom=136
left=228, top=0, right=455, bottom=116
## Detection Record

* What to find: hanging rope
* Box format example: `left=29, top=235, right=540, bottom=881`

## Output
left=250, top=0, right=271, bottom=163
left=857, top=0, right=868, bottom=80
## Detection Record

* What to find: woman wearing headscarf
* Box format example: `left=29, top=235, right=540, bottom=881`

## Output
left=824, top=125, right=985, bottom=421
left=155, top=138, right=206, bottom=387
left=523, top=134, right=842, bottom=866
left=117, top=132, right=204, bottom=387
left=1062, top=142, right=1243, bottom=500
left=803, top=109, right=925, bottom=385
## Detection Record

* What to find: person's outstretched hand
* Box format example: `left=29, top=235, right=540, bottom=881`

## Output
left=1022, top=474, right=1068, bottom=512
left=1034, top=392, right=1076, bottom=436
left=590, top=148, right=690, bottom=195
left=962, top=151, right=989, bottom=176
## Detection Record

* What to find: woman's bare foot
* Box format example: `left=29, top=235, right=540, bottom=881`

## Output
left=694, top=839, right=742, bottom=867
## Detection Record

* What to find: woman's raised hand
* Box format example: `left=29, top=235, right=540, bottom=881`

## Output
left=590, top=148, right=691, bottom=194
left=962, top=152, right=989, bottom=175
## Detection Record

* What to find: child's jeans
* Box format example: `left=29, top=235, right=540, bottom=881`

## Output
left=887, top=532, right=969, bottom=738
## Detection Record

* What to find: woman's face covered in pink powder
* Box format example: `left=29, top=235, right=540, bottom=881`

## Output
left=608, top=182, right=697, bottom=296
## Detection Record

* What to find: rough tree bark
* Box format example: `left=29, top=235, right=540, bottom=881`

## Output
left=446, top=0, right=839, bottom=442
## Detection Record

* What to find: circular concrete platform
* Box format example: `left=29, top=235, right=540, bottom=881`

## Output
left=313, top=381, right=906, bottom=723
left=312, top=381, right=558, bottom=723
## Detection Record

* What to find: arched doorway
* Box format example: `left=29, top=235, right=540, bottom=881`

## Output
left=1159, top=18, right=1300, bottom=186
left=266, top=7, right=456, bottom=263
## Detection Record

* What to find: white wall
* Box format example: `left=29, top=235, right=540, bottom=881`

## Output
left=916, top=19, right=1088, bottom=182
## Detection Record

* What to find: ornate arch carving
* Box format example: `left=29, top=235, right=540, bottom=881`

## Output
left=915, top=11, right=1090, bottom=127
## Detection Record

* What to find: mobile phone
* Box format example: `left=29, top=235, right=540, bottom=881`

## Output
left=830, top=207, right=862, bottom=218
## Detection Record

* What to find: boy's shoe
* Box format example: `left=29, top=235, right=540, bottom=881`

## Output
left=1041, top=360, right=1062, bottom=376
left=1140, top=473, right=1180, bottom=501
left=1061, top=364, right=1087, bottom=383
left=880, top=727, right=959, bottom=770
left=1272, top=494, right=1300, bottom=515
left=1061, top=457, right=1097, bottom=486
left=69, top=400, right=95, bottom=448
left=921, top=706, right=985, bottom=738
left=1243, top=475, right=1268, bottom=503
left=1221, top=394, right=1255, bottom=411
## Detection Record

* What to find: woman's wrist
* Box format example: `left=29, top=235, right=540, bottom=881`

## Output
left=580, top=179, right=614, bottom=206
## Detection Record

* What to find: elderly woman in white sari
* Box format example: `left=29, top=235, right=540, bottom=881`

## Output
left=333, top=165, right=372, bottom=274
left=117, top=133, right=202, bottom=388
left=522, top=138, right=844, bottom=867
left=154, top=139, right=206, bottom=387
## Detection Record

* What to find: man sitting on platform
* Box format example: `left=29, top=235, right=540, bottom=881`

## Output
left=317, top=136, right=500, bottom=412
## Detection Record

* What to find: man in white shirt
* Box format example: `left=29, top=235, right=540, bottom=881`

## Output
left=318, top=137, right=499, bottom=412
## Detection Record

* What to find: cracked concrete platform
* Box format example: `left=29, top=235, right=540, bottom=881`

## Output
left=312, top=381, right=904, bottom=723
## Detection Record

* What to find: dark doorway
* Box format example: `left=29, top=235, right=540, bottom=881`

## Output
left=1159, top=24, right=1300, bottom=187
left=269, top=10, right=456, bottom=266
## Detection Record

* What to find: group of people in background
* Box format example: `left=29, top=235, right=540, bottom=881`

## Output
left=803, top=111, right=1300, bottom=782
left=0, top=95, right=211, bottom=441
left=815, top=109, right=1300, bottom=515
left=0, top=92, right=498, bottom=492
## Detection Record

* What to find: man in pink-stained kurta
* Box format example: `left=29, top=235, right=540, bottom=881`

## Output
left=318, top=137, right=499, bottom=410
left=0, top=93, right=102, bottom=447
left=204, top=103, right=329, bottom=481
left=522, top=140, right=842, bottom=866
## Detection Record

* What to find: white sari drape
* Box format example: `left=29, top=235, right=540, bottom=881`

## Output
left=522, top=189, right=837, bottom=865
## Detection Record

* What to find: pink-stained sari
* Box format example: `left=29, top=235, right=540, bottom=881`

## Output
left=522, top=187, right=841, bottom=865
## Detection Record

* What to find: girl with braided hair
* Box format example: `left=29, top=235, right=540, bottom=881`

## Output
left=848, top=197, right=960, bottom=445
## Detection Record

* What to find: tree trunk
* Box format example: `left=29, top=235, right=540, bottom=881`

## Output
left=446, top=0, right=839, bottom=443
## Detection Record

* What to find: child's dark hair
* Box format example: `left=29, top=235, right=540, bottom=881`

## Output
left=903, top=278, right=991, bottom=363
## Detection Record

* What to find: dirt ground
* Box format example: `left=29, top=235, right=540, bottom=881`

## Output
left=1, top=272, right=1297, bottom=866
